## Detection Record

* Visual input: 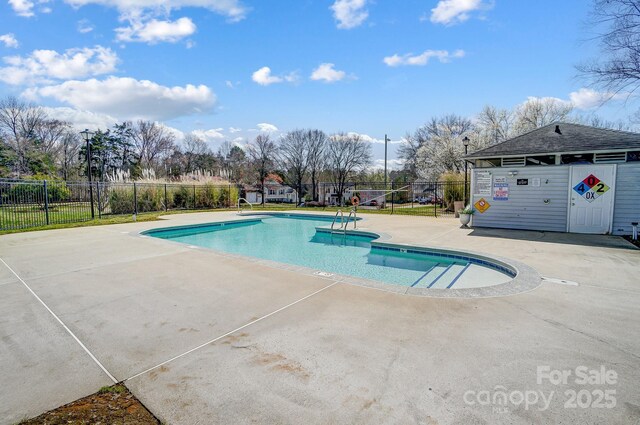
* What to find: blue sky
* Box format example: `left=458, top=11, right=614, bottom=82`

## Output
left=0, top=0, right=634, bottom=166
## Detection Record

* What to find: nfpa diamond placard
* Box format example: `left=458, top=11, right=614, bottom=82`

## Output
left=573, top=174, right=610, bottom=203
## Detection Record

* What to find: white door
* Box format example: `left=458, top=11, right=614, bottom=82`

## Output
left=568, top=164, right=616, bottom=234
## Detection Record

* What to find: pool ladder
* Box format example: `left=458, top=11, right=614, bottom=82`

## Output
left=331, top=208, right=357, bottom=232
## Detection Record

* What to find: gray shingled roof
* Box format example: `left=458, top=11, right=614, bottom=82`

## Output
left=466, top=122, right=640, bottom=158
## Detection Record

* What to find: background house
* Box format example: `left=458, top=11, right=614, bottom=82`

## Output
left=244, top=174, right=297, bottom=204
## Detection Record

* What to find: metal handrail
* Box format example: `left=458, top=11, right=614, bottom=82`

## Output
left=344, top=208, right=357, bottom=231
left=237, top=197, right=253, bottom=212
left=331, top=209, right=344, bottom=230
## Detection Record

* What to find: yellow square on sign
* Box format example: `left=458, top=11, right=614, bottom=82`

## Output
left=474, top=198, right=491, bottom=213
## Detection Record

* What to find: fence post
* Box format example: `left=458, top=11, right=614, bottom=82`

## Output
left=133, top=182, right=138, bottom=215
left=164, top=184, right=168, bottom=212
left=193, top=184, right=196, bottom=209
left=43, top=180, right=50, bottom=225
left=391, top=190, right=395, bottom=215
left=228, top=184, right=231, bottom=208
left=434, top=183, right=438, bottom=218
left=96, top=182, right=102, bottom=219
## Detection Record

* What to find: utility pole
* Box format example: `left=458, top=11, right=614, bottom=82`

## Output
left=384, top=134, right=389, bottom=190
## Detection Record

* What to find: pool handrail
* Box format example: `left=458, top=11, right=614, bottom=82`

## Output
left=237, top=198, right=253, bottom=212
left=345, top=208, right=357, bottom=231
left=331, top=209, right=344, bottom=230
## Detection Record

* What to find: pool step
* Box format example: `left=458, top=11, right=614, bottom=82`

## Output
left=411, top=264, right=448, bottom=288
left=423, top=263, right=469, bottom=289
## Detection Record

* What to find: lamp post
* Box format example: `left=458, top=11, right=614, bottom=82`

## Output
left=80, top=129, right=95, bottom=219
left=463, top=136, right=470, bottom=205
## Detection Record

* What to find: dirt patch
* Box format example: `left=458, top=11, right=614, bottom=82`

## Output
left=19, top=384, right=159, bottom=425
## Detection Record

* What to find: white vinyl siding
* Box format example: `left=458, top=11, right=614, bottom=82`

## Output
left=612, top=163, right=640, bottom=235
left=471, top=166, right=570, bottom=232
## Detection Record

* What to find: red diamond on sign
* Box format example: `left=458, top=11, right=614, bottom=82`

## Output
left=581, top=174, right=601, bottom=189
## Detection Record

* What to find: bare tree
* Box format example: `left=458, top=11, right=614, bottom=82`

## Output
left=397, top=132, right=421, bottom=179
left=305, top=129, right=327, bottom=201
left=247, top=134, right=277, bottom=205
left=412, top=115, right=474, bottom=181
left=182, top=134, right=210, bottom=173
left=130, top=120, right=176, bottom=172
left=58, top=131, right=82, bottom=180
left=326, top=133, right=372, bottom=204
left=33, top=119, right=70, bottom=158
left=577, top=0, right=640, bottom=98
left=475, top=105, right=514, bottom=145
left=513, top=98, right=573, bottom=134
left=0, top=96, right=48, bottom=176
left=278, top=130, right=309, bottom=203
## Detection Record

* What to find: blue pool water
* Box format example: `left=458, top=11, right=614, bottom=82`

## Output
left=145, top=216, right=513, bottom=289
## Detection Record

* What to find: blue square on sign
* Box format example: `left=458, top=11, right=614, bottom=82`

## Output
left=573, top=181, right=589, bottom=195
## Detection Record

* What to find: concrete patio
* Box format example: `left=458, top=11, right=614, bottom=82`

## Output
left=1, top=211, right=638, bottom=424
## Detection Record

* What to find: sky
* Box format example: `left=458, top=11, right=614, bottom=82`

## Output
left=0, top=0, right=635, bottom=169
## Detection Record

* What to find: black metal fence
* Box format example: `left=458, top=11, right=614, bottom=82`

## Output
left=0, top=179, right=469, bottom=231
left=315, top=181, right=469, bottom=217
left=0, top=179, right=241, bottom=231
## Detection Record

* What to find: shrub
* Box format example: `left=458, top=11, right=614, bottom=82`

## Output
left=107, top=186, right=135, bottom=214
left=172, top=186, right=192, bottom=209
left=440, top=172, right=465, bottom=210
left=195, top=183, right=217, bottom=209
left=136, top=185, right=163, bottom=212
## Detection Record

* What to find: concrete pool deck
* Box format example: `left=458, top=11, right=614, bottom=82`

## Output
left=0, top=211, right=638, bottom=424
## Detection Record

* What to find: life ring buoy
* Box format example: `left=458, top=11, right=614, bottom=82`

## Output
left=351, top=196, right=360, bottom=206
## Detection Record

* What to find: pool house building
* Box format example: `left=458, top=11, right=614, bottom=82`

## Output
left=465, top=122, right=640, bottom=235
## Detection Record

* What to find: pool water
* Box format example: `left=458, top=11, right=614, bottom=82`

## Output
left=145, top=216, right=513, bottom=289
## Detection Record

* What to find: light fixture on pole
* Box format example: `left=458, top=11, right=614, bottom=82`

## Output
left=80, top=129, right=95, bottom=219
left=463, top=136, right=470, bottom=205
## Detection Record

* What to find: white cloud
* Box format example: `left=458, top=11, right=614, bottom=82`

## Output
left=116, top=17, right=196, bottom=43
left=63, top=0, right=248, bottom=22
left=257, top=122, right=278, bottom=132
left=0, top=45, right=119, bottom=85
left=77, top=19, right=94, bottom=33
left=310, top=63, right=348, bottom=83
left=330, top=0, right=368, bottom=29
left=346, top=132, right=403, bottom=144
left=373, top=158, right=404, bottom=170
left=430, top=0, right=487, bottom=25
left=9, top=0, right=35, bottom=17
left=41, top=106, right=118, bottom=131
left=24, top=76, right=216, bottom=121
left=569, top=88, right=623, bottom=110
left=192, top=128, right=224, bottom=141
left=229, top=126, right=241, bottom=133
left=251, top=66, right=297, bottom=86
left=252, top=66, right=281, bottom=85
left=383, top=49, right=465, bottom=67
left=0, top=34, right=19, bottom=48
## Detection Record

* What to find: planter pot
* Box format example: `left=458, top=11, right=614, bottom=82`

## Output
left=453, top=201, right=464, bottom=218
left=459, top=213, right=471, bottom=227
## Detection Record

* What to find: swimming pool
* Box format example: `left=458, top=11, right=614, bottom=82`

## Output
left=143, top=214, right=517, bottom=291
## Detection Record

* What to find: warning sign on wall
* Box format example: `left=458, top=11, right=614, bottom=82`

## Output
left=572, top=174, right=610, bottom=203
left=493, top=183, right=509, bottom=201
left=474, top=198, right=491, bottom=213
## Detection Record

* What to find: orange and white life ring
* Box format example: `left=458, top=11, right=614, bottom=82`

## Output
left=351, top=196, right=360, bottom=206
